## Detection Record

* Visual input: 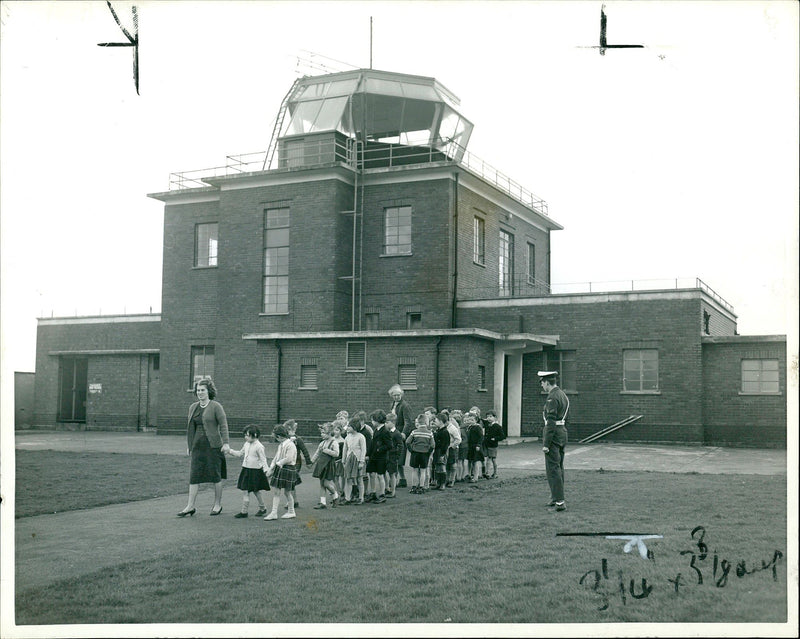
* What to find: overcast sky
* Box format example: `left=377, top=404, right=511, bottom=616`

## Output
left=1, top=1, right=798, bottom=376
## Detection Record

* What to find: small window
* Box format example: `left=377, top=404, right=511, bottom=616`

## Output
left=365, top=312, right=380, bottom=330
left=741, top=359, right=779, bottom=394
left=473, top=216, right=485, bottom=265
left=195, top=223, right=218, bottom=267
left=300, top=364, right=318, bottom=389
left=191, top=346, right=215, bottom=386
left=346, top=341, right=366, bottom=371
left=406, top=312, right=422, bottom=330
left=478, top=365, right=487, bottom=391
left=399, top=364, right=417, bottom=390
left=151, top=354, right=160, bottom=371
left=623, top=349, right=658, bottom=392
left=527, top=242, right=536, bottom=285
left=384, top=205, right=412, bottom=255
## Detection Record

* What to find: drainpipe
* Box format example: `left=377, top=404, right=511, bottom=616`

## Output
left=434, top=336, right=442, bottom=409
left=274, top=340, right=282, bottom=423
left=451, top=172, right=459, bottom=328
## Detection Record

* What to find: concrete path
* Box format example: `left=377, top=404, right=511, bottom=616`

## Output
left=12, top=431, right=787, bottom=593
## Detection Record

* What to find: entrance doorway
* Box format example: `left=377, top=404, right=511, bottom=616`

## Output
left=58, top=356, right=87, bottom=422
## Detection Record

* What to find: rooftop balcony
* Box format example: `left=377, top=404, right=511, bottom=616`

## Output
left=166, top=136, right=549, bottom=217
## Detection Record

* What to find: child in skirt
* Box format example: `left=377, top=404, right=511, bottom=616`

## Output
left=284, top=419, right=313, bottom=509
left=264, top=424, right=300, bottom=520
left=311, top=422, right=340, bottom=509
left=226, top=425, right=270, bottom=518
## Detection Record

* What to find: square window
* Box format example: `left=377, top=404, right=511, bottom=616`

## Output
left=741, top=359, right=779, bottom=393
left=543, top=350, right=576, bottom=391
left=623, top=349, right=659, bottom=392
left=365, top=312, right=380, bottom=330
left=407, top=312, right=422, bottom=330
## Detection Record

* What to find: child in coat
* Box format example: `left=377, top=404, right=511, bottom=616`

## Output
left=483, top=410, right=506, bottom=478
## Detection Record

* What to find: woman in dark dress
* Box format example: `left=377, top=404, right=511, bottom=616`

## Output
left=177, top=377, right=231, bottom=517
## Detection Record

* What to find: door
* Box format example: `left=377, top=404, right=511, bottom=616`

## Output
left=58, top=357, right=88, bottom=422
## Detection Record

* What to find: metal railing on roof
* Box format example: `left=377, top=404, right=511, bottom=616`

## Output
left=166, top=138, right=549, bottom=216
left=459, top=276, right=735, bottom=312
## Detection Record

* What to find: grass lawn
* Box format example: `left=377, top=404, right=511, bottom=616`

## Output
left=15, top=450, right=217, bottom=517
left=14, top=452, right=788, bottom=625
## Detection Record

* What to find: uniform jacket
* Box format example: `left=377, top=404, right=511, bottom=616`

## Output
left=484, top=422, right=506, bottom=448
left=542, top=385, right=569, bottom=448
left=186, top=400, right=229, bottom=450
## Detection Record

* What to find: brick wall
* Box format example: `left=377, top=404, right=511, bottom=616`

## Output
left=33, top=317, right=159, bottom=429
left=702, top=336, right=787, bottom=447
left=460, top=295, right=707, bottom=443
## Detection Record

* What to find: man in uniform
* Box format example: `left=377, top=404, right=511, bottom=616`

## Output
left=538, top=371, right=570, bottom=512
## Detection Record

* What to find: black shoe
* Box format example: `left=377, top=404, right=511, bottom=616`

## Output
left=176, top=508, right=196, bottom=517
left=373, top=495, right=386, bottom=504
left=234, top=512, right=248, bottom=518
left=398, top=479, right=407, bottom=488
left=256, top=508, right=268, bottom=516
left=555, top=502, right=566, bottom=512
left=545, top=500, right=557, bottom=507
left=210, top=506, right=223, bottom=516
left=313, top=503, right=328, bottom=510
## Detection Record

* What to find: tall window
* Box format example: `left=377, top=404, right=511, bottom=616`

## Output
left=191, top=346, right=215, bottom=386
left=499, top=230, right=514, bottom=296
left=741, top=359, right=779, bottom=394
left=478, top=365, right=487, bottom=391
left=195, top=222, right=218, bottom=267
left=384, top=205, right=412, bottom=255
left=543, top=350, right=576, bottom=391
left=263, top=208, right=290, bottom=314
left=527, top=242, right=536, bottom=285
left=365, top=312, right=380, bottom=330
left=473, top=216, right=485, bottom=264
left=623, top=349, right=658, bottom=392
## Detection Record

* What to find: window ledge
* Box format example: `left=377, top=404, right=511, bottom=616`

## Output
left=192, top=265, right=218, bottom=270
left=738, top=391, right=782, bottom=396
left=473, top=260, right=486, bottom=268
left=345, top=368, right=366, bottom=373
left=259, top=312, right=290, bottom=316
left=620, top=391, right=662, bottom=395
left=380, top=252, right=413, bottom=258
left=298, top=387, right=318, bottom=391
left=477, top=388, right=488, bottom=392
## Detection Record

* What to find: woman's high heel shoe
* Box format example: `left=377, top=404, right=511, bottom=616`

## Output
left=176, top=508, right=196, bottom=517
left=210, top=506, right=223, bottom=516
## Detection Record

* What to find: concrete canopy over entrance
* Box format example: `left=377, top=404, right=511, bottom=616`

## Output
left=493, top=334, right=559, bottom=437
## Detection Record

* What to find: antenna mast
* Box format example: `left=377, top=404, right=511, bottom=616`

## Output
left=369, top=17, right=373, bottom=69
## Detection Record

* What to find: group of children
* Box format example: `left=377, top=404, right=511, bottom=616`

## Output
left=225, top=406, right=506, bottom=521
